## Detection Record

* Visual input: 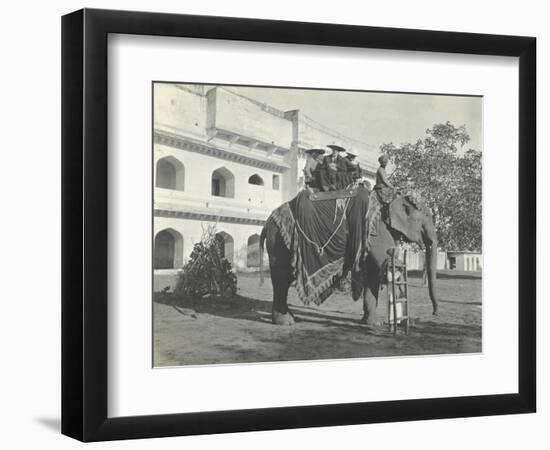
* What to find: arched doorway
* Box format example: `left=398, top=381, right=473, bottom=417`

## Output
left=154, top=229, right=184, bottom=269
left=215, top=231, right=234, bottom=263
left=155, top=156, right=185, bottom=190
left=247, top=234, right=261, bottom=267
left=211, top=167, right=235, bottom=198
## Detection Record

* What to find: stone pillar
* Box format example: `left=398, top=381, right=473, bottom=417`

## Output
left=283, top=109, right=300, bottom=202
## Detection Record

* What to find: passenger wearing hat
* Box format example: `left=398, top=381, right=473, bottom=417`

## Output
left=321, top=144, right=341, bottom=191
left=303, top=148, right=325, bottom=192
left=344, top=149, right=362, bottom=185
left=321, top=144, right=356, bottom=190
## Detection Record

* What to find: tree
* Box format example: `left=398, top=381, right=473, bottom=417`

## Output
left=380, top=121, right=482, bottom=252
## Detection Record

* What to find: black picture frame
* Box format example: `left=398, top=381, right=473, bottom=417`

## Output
left=61, top=8, right=536, bottom=442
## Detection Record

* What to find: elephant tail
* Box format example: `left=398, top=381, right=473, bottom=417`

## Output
left=259, top=223, right=267, bottom=286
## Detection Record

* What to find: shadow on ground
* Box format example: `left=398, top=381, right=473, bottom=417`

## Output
left=154, top=292, right=368, bottom=331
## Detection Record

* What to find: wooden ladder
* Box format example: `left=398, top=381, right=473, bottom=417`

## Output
left=387, top=247, right=410, bottom=335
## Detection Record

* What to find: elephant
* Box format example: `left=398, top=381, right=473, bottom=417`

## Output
left=259, top=192, right=440, bottom=327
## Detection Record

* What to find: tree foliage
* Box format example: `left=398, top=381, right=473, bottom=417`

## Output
left=381, top=121, right=482, bottom=252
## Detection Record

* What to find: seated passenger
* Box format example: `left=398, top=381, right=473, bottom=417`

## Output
left=374, top=154, right=395, bottom=204
left=320, top=145, right=341, bottom=191
left=303, top=148, right=325, bottom=192
left=322, top=144, right=357, bottom=191
left=344, top=150, right=362, bottom=185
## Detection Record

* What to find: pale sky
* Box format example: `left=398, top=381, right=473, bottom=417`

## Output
left=225, top=85, right=482, bottom=154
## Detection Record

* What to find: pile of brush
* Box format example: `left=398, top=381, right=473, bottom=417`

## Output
left=174, top=224, right=237, bottom=300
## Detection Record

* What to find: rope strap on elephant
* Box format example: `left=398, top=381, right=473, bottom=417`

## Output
left=269, top=189, right=369, bottom=305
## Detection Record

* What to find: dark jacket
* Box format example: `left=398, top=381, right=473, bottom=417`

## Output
left=319, top=153, right=357, bottom=190
left=303, top=158, right=323, bottom=190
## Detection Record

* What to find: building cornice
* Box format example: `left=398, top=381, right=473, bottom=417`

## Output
left=154, top=129, right=290, bottom=173
left=155, top=209, right=266, bottom=226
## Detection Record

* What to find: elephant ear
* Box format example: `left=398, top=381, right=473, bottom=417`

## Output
left=388, top=195, right=425, bottom=244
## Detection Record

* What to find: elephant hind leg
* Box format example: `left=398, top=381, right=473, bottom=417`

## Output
left=268, top=246, right=296, bottom=325
left=272, top=309, right=295, bottom=326
left=271, top=265, right=295, bottom=325
left=265, top=221, right=295, bottom=326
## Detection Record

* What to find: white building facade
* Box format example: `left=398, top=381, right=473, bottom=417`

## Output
left=153, top=83, right=377, bottom=282
left=446, top=251, right=483, bottom=272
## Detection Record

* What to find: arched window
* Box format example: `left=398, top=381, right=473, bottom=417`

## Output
left=154, top=228, right=184, bottom=269
left=155, top=156, right=185, bottom=190
left=211, top=167, right=235, bottom=198
left=248, top=174, right=264, bottom=186
left=215, top=231, right=234, bottom=263
left=247, top=234, right=261, bottom=267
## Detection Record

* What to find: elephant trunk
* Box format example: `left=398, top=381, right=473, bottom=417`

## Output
left=424, top=236, right=440, bottom=315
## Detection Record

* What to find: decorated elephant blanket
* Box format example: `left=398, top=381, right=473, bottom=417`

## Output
left=269, top=188, right=369, bottom=305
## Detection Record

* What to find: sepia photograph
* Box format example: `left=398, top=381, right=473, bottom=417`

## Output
left=152, top=82, right=483, bottom=367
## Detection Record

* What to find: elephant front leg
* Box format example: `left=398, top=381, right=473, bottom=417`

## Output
left=362, top=280, right=384, bottom=327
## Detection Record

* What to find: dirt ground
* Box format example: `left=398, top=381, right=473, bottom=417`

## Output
left=153, top=271, right=482, bottom=367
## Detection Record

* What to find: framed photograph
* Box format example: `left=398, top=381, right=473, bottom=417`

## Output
left=62, top=8, right=536, bottom=442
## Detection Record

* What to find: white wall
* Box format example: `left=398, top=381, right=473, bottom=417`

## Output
left=0, top=1, right=546, bottom=450
left=211, top=88, right=294, bottom=149
left=154, top=143, right=285, bottom=214
left=154, top=215, right=265, bottom=271
left=298, top=115, right=377, bottom=171
left=154, top=83, right=208, bottom=139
